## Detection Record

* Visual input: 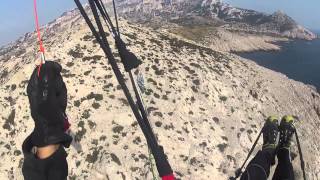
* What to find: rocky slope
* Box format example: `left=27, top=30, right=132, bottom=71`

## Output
left=103, top=0, right=316, bottom=52
left=165, top=23, right=288, bottom=53
left=0, top=6, right=320, bottom=180
left=110, top=0, right=317, bottom=41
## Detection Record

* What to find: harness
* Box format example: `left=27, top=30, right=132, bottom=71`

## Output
left=33, top=0, right=71, bottom=133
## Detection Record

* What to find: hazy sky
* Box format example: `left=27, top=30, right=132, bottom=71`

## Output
left=0, top=0, right=319, bottom=46
left=0, top=0, right=85, bottom=46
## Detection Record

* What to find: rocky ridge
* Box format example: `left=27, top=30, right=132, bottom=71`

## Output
left=0, top=6, right=320, bottom=180
left=110, top=0, right=316, bottom=41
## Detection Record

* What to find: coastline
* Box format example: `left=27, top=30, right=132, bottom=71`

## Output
left=210, top=34, right=289, bottom=53
left=168, top=26, right=290, bottom=53
left=213, top=32, right=319, bottom=53
left=236, top=38, right=320, bottom=91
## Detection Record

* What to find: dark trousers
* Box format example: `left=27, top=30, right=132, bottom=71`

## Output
left=240, top=149, right=294, bottom=180
left=22, top=136, right=68, bottom=180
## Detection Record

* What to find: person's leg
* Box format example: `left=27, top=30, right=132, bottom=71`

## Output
left=22, top=135, right=46, bottom=180
left=23, top=135, right=68, bottom=180
left=240, top=150, right=274, bottom=180
left=272, top=149, right=294, bottom=180
left=272, top=115, right=295, bottom=180
left=240, top=116, right=279, bottom=180
left=47, top=146, right=68, bottom=180
left=22, top=156, right=46, bottom=180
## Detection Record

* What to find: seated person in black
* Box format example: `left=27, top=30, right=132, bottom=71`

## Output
left=240, top=116, right=296, bottom=180
left=22, top=61, right=72, bottom=180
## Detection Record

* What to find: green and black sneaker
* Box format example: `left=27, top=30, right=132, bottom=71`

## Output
left=278, top=115, right=295, bottom=150
left=262, top=116, right=279, bottom=151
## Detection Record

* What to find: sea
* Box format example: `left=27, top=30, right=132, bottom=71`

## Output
left=238, top=34, right=320, bottom=91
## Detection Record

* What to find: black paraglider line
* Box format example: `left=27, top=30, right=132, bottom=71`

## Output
left=73, top=0, right=173, bottom=178
left=294, top=129, right=306, bottom=180
left=74, top=0, right=157, bottom=154
left=97, top=0, right=159, bottom=176
left=111, top=0, right=120, bottom=34
left=229, top=128, right=263, bottom=180
left=128, top=72, right=158, bottom=140
left=95, top=0, right=157, bottom=140
left=96, top=0, right=118, bottom=36
left=90, top=0, right=158, bottom=148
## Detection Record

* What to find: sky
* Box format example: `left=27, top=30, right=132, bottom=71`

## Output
left=0, top=0, right=319, bottom=46
left=0, top=0, right=86, bottom=46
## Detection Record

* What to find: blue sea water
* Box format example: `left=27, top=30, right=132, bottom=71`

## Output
left=238, top=37, right=320, bottom=91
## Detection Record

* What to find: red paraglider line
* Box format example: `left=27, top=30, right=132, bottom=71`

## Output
left=33, top=0, right=45, bottom=53
left=33, top=0, right=46, bottom=78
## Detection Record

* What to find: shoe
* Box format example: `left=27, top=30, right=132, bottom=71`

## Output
left=278, top=115, right=295, bottom=150
left=262, top=116, right=279, bottom=150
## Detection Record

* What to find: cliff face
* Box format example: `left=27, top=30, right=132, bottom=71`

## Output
left=110, top=0, right=317, bottom=40
left=0, top=7, right=320, bottom=180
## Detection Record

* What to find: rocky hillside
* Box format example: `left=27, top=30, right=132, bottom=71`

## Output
left=110, top=0, right=316, bottom=41
left=0, top=6, right=320, bottom=180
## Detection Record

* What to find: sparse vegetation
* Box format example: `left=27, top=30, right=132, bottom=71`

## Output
left=217, top=143, right=228, bottom=153
left=110, top=153, right=121, bottom=166
left=74, top=100, right=81, bottom=107
left=92, top=102, right=100, bottom=109
left=81, top=110, right=90, bottom=119
left=133, top=136, right=141, bottom=145
left=75, top=120, right=86, bottom=142
left=3, top=110, right=15, bottom=131
left=118, top=98, right=129, bottom=106
left=66, top=62, right=74, bottom=67
left=155, top=121, right=162, bottom=127
left=88, top=120, right=96, bottom=129
left=82, top=34, right=94, bottom=41
left=112, top=125, right=124, bottom=134
left=153, top=112, right=163, bottom=117
left=68, top=44, right=84, bottom=58
left=82, top=55, right=103, bottom=62
left=85, top=148, right=99, bottom=163
left=10, top=84, right=16, bottom=91
left=219, top=96, right=228, bottom=102
left=84, top=70, right=91, bottom=76
left=87, top=92, right=103, bottom=101
left=0, top=69, right=9, bottom=79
